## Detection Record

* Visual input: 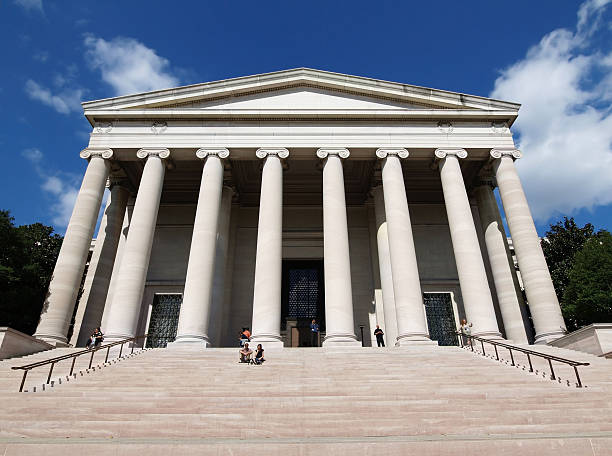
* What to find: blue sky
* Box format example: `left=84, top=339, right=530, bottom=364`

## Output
left=1, top=0, right=611, bottom=236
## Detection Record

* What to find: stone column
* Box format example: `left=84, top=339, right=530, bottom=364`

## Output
left=474, top=182, right=529, bottom=343
left=371, top=186, right=399, bottom=345
left=436, top=149, right=501, bottom=339
left=209, top=185, right=234, bottom=346
left=317, top=148, right=359, bottom=346
left=104, top=149, right=169, bottom=340
left=173, top=149, right=229, bottom=347
left=71, top=178, right=130, bottom=346
left=100, top=204, right=130, bottom=332
left=491, top=148, right=566, bottom=343
left=34, top=149, right=113, bottom=345
left=377, top=149, right=431, bottom=344
left=250, top=148, right=289, bottom=348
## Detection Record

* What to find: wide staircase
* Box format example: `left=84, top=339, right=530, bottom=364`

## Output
left=1, top=344, right=612, bottom=455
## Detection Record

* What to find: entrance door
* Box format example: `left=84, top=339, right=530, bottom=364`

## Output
left=423, top=292, right=458, bottom=346
left=282, top=260, right=324, bottom=346
left=146, top=294, right=182, bottom=348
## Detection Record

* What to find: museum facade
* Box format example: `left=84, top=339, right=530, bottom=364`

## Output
left=33, top=68, right=567, bottom=349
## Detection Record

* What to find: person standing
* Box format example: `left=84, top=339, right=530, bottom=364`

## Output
left=374, top=325, right=385, bottom=347
left=310, top=319, right=319, bottom=347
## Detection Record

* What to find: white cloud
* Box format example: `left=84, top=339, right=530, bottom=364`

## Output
left=14, top=0, right=43, bottom=14
left=83, top=34, right=180, bottom=96
left=22, top=148, right=80, bottom=229
left=491, top=0, right=612, bottom=222
left=25, top=79, right=84, bottom=114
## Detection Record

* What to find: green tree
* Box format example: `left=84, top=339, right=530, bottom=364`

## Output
left=541, top=217, right=595, bottom=305
left=0, top=210, right=63, bottom=334
left=563, top=231, right=612, bottom=329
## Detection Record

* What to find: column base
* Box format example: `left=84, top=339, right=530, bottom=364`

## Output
left=167, top=335, right=211, bottom=348
left=322, top=333, right=361, bottom=347
left=396, top=333, right=437, bottom=347
left=33, top=333, right=70, bottom=347
left=250, top=334, right=284, bottom=349
left=535, top=329, right=567, bottom=345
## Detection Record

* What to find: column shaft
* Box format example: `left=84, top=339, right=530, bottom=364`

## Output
left=100, top=204, right=130, bottom=332
left=71, top=182, right=130, bottom=346
left=104, top=150, right=168, bottom=340
left=379, top=151, right=430, bottom=344
left=173, top=150, right=227, bottom=346
left=209, top=186, right=234, bottom=346
left=437, top=150, right=501, bottom=338
left=493, top=150, right=566, bottom=343
left=34, top=150, right=112, bottom=344
left=251, top=149, right=287, bottom=347
left=318, top=149, right=359, bottom=346
left=371, top=188, right=398, bottom=346
left=474, top=184, right=529, bottom=343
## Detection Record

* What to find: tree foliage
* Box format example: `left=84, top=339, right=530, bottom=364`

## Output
left=541, top=217, right=595, bottom=304
left=563, top=231, right=612, bottom=329
left=0, top=210, right=63, bottom=334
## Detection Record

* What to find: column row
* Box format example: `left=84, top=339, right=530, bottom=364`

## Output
left=35, top=147, right=566, bottom=347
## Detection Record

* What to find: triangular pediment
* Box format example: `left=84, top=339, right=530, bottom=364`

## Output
left=151, top=86, right=443, bottom=111
left=82, top=68, right=520, bottom=123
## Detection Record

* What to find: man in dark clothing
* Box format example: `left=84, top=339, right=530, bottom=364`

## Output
left=310, top=319, right=319, bottom=347
left=374, top=325, right=385, bottom=347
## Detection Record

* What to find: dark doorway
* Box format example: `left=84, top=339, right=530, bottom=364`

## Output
left=146, top=294, right=182, bottom=348
left=423, top=292, right=458, bottom=346
left=282, top=260, right=325, bottom=347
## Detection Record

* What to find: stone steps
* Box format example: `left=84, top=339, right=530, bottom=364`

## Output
left=1, top=345, right=611, bottom=455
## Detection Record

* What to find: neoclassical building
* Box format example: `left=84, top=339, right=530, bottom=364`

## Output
left=33, top=69, right=567, bottom=349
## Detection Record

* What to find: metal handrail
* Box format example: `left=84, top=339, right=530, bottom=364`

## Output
left=456, top=332, right=589, bottom=388
left=11, top=334, right=147, bottom=392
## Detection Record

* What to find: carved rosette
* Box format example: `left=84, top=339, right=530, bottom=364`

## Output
left=79, top=148, right=114, bottom=161
left=490, top=148, right=522, bottom=160
left=434, top=148, right=468, bottom=160
left=375, top=148, right=409, bottom=159
left=136, top=148, right=171, bottom=159
left=316, top=148, right=350, bottom=159
left=256, top=148, right=290, bottom=159
left=196, top=148, right=230, bottom=160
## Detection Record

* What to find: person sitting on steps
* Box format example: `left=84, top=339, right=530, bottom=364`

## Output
left=254, top=344, right=265, bottom=365
left=86, top=327, right=104, bottom=349
left=239, top=342, right=253, bottom=363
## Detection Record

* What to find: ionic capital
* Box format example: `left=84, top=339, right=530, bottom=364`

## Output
left=136, top=148, right=171, bottom=160
left=376, top=148, right=409, bottom=159
left=80, top=148, right=114, bottom=160
left=256, top=148, right=289, bottom=159
left=490, top=148, right=522, bottom=160
left=196, top=148, right=230, bottom=159
left=316, top=148, right=350, bottom=159
left=434, top=148, right=468, bottom=160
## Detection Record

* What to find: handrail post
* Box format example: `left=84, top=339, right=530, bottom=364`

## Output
left=19, top=370, right=28, bottom=392
left=89, top=349, right=95, bottom=369
left=548, top=359, right=556, bottom=380
left=46, top=362, right=55, bottom=384
left=494, top=345, right=499, bottom=361
left=574, top=366, right=583, bottom=388
left=69, top=356, right=77, bottom=376
left=509, top=348, right=515, bottom=366
left=527, top=353, right=533, bottom=372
